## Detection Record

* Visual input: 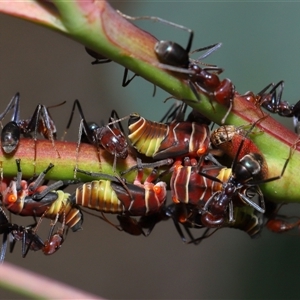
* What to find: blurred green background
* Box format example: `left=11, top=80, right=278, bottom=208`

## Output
left=0, top=1, right=300, bottom=299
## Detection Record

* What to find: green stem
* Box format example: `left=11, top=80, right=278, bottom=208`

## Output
left=0, top=139, right=138, bottom=183
left=0, top=0, right=299, bottom=204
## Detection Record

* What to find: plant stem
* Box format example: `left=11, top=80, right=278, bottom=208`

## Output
left=0, top=262, right=103, bottom=299
left=0, top=139, right=138, bottom=183
left=0, top=0, right=299, bottom=203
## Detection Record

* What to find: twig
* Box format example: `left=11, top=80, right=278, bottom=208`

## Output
left=0, top=262, right=104, bottom=299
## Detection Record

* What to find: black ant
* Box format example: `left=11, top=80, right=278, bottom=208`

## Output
left=62, top=99, right=128, bottom=173
left=243, top=80, right=300, bottom=133
left=117, top=11, right=235, bottom=122
left=164, top=202, right=218, bottom=245
left=198, top=119, right=293, bottom=228
left=116, top=11, right=221, bottom=71
left=0, top=207, right=44, bottom=262
left=0, top=205, right=67, bottom=262
left=257, top=81, right=294, bottom=116
left=0, top=92, right=64, bottom=172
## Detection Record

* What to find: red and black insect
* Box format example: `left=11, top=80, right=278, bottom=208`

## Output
left=170, top=157, right=226, bottom=207
left=245, top=81, right=295, bottom=116
left=266, top=216, right=300, bottom=234
left=117, top=11, right=221, bottom=74
left=169, top=156, right=262, bottom=242
left=2, top=159, right=83, bottom=232
left=165, top=201, right=264, bottom=245
left=264, top=203, right=300, bottom=234
left=169, top=118, right=291, bottom=229
left=0, top=93, right=64, bottom=175
left=0, top=207, right=44, bottom=262
left=189, top=65, right=235, bottom=123
left=242, top=81, right=300, bottom=133
left=63, top=99, right=128, bottom=171
left=72, top=161, right=168, bottom=235
left=198, top=122, right=292, bottom=228
left=0, top=204, right=67, bottom=261
left=117, top=11, right=235, bottom=119
left=163, top=202, right=217, bottom=245
left=33, top=204, right=66, bottom=255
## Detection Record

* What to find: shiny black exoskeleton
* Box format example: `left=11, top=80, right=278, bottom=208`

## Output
left=199, top=127, right=291, bottom=228
left=0, top=207, right=44, bottom=262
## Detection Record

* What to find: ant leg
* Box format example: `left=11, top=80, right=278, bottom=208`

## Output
left=0, top=92, right=20, bottom=122
left=26, top=162, right=54, bottom=192
left=0, top=232, right=8, bottom=263
left=62, top=100, right=93, bottom=143
left=292, top=100, right=300, bottom=134
left=190, top=42, right=222, bottom=65
left=187, top=228, right=219, bottom=245
left=43, top=206, right=65, bottom=255
left=80, top=208, right=123, bottom=231
left=228, top=201, right=235, bottom=223
left=26, top=105, right=50, bottom=173
left=75, top=168, right=118, bottom=182
left=73, top=119, right=84, bottom=179
left=116, top=11, right=193, bottom=52
left=122, top=68, right=138, bottom=87
left=254, top=136, right=297, bottom=186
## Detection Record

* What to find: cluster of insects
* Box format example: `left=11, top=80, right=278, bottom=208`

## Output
left=0, top=13, right=299, bottom=262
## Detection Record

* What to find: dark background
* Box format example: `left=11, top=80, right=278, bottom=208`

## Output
left=1, top=1, right=300, bottom=299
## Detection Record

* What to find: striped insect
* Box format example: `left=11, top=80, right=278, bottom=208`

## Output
left=170, top=154, right=266, bottom=229
left=1, top=159, right=83, bottom=232
left=170, top=157, right=228, bottom=207
left=229, top=206, right=264, bottom=238
left=128, top=112, right=210, bottom=160
left=72, top=161, right=168, bottom=235
left=171, top=117, right=292, bottom=228
left=198, top=123, right=292, bottom=228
